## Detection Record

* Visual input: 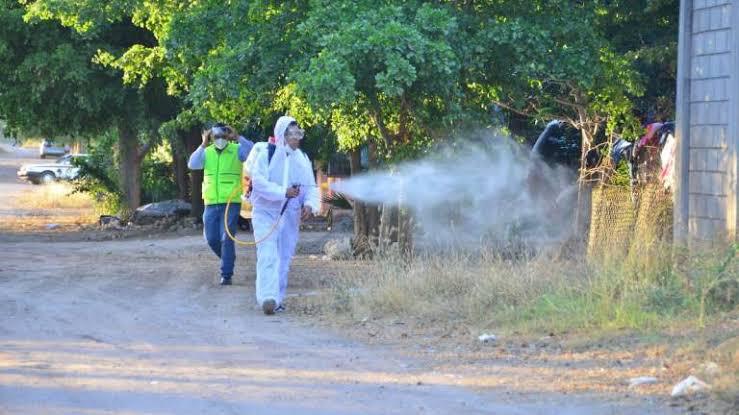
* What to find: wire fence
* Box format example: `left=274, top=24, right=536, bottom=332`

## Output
left=587, top=182, right=673, bottom=261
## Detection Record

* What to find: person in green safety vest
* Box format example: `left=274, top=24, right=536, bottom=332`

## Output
left=188, top=123, right=254, bottom=285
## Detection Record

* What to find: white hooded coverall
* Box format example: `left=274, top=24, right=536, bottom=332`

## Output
left=244, top=116, right=320, bottom=307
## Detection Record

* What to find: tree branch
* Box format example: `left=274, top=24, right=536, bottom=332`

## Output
left=552, top=97, right=586, bottom=111
left=398, top=94, right=411, bottom=144
left=137, top=142, right=151, bottom=161
left=369, top=104, right=392, bottom=147
left=490, top=100, right=536, bottom=118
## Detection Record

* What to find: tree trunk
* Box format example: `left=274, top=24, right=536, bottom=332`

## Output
left=398, top=206, right=413, bottom=259
left=369, top=96, right=393, bottom=148
left=172, top=134, right=189, bottom=201
left=184, top=126, right=204, bottom=220
left=366, top=204, right=379, bottom=246
left=394, top=113, right=414, bottom=260
left=117, top=123, right=144, bottom=216
left=397, top=175, right=413, bottom=259
left=379, top=204, right=399, bottom=250
left=574, top=126, right=594, bottom=251
left=365, top=141, right=380, bottom=245
left=349, top=148, right=370, bottom=256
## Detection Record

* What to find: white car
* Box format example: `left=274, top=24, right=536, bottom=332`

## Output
left=17, top=154, right=89, bottom=185
left=39, top=138, right=70, bottom=158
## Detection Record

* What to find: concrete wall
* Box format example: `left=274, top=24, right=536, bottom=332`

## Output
left=675, top=0, right=738, bottom=243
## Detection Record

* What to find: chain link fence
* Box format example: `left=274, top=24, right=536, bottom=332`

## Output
left=587, top=183, right=673, bottom=262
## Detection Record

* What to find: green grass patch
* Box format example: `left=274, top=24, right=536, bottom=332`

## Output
left=314, top=243, right=737, bottom=335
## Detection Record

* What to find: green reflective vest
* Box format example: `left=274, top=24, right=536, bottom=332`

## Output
left=203, top=143, right=243, bottom=205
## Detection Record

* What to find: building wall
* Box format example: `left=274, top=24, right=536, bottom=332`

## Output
left=676, top=0, right=738, bottom=243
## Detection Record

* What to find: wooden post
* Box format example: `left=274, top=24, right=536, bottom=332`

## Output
left=674, top=0, right=693, bottom=245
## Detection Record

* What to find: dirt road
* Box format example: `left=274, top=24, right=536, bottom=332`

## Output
left=0, top=143, right=39, bottom=215
left=0, top=235, right=677, bottom=415
left=0, top=142, right=678, bottom=414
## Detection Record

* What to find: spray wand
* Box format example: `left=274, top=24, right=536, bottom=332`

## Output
left=224, top=183, right=318, bottom=246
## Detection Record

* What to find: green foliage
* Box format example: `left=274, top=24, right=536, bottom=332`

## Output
left=593, top=0, right=679, bottom=121
left=22, top=0, right=675, bottom=150
left=517, top=244, right=737, bottom=332
left=3, top=0, right=182, bottom=210
left=466, top=1, right=645, bottom=138
left=300, top=123, right=338, bottom=167
left=10, top=0, right=679, bottom=145
left=319, top=241, right=737, bottom=334
left=294, top=1, right=470, bottom=156
left=681, top=244, right=739, bottom=326
left=73, top=134, right=180, bottom=215
left=71, top=131, right=124, bottom=215
left=610, top=160, right=633, bottom=187
left=0, top=0, right=123, bottom=136
left=6, top=0, right=681, bottom=216
left=141, top=145, right=178, bottom=204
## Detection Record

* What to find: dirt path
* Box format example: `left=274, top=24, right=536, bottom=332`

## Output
left=0, top=142, right=683, bottom=414
left=0, top=235, right=680, bottom=415
left=0, top=143, right=39, bottom=207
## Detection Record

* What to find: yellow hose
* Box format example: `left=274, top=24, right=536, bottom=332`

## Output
left=223, top=184, right=283, bottom=246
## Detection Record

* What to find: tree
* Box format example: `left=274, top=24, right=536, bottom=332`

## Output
left=1, top=0, right=179, bottom=213
left=95, top=0, right=656, bottom=252
left=19, top=0, right=312, bottom=217
left=11, top=0, right=676, bottom=248
left=593, top=0, right=679, bottom=121
left=452, top=1, right=648, bottom=237
left=0, top=0, right=120, bottom=137
left=287, top=1, right=479, bottom=254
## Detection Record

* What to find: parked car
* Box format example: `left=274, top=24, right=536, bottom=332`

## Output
left=17, top=154, right=89, bottom=185
left=39, top=138, right=70, bottom=158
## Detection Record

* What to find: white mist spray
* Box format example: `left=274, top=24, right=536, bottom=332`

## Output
left=332, top=131, right=579, bottom=250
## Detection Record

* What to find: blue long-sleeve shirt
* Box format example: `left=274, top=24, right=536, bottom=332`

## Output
left=187, top=136, right=254, bottom=170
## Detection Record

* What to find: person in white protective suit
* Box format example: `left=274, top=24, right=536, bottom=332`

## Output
left=244, top=115, right=320, bottom=315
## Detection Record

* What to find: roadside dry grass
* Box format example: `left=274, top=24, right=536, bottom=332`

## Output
left=0, top=182, right=97, bottom=233
left=310, top=243, right=736, bottom=332
left=0, top=213, right=97, bottom=232
left=708, top=335, right=739, bottom=411
left=14, top=182, right=94, bottom=210
left=293, top=243, right=737, bottom=412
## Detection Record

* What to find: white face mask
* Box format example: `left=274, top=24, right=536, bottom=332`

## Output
left=214, top=138, right=228, bottom=150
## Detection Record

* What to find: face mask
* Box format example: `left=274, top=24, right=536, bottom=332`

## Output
left=214, top=138, right=228, bottom=150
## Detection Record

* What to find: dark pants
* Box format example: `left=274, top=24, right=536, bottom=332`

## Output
left=203, top=203, right=240, bottom=278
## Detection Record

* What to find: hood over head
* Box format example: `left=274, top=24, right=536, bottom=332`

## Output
left=273, top=116, right=296, bottom=147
